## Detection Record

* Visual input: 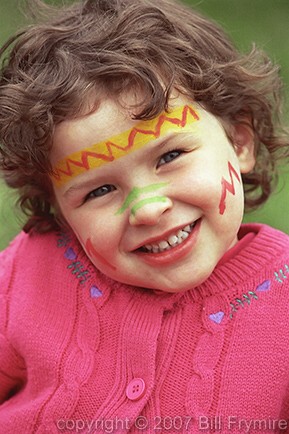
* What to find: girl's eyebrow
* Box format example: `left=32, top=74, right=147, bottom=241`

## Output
left=63, top=177, right=101, bottom=199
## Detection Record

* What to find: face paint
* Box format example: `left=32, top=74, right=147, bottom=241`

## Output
left=219, top=161, right=241, bottom=215
left=52, top=105, right=199, bottom=187
left=85, top=238, right=116, bottom=271
left=115, top=182, right=168, bottom=215
left=131, top=196, right=168, bottom=216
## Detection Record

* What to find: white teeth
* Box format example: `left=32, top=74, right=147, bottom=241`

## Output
left=168, top=235, right=179, bottom=246
left=159, top=241, right=169, bottom=250
left=181, top=231, right=189, bottom=240
left=142, top=221, right=196, bottom=253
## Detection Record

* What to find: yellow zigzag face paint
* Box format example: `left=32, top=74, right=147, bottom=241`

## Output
left=52, top=105, right=200, bottom=187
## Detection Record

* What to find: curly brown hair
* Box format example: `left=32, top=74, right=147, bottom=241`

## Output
left=0, top=0, right=288, bottom=232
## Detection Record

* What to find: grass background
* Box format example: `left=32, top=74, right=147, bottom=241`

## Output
left=0, top=0, right=289, bottom=250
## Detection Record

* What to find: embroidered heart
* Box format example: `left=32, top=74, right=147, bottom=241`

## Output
left=256, top=280, right=271, bottom=292
left=209, top=311, right=224, bottom=324
left=64, top=247, right=77, bottom=261
left=90, top=286, right=103, bottom=298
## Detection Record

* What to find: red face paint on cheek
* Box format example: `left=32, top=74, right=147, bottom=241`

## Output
left=219, top=161, right=241, bottom=215
left=85, top=238, right=117, bottom=271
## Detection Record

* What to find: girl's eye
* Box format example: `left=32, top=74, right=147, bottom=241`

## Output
left=158, top=150, right=183, bottom=167
left=85, top=184, right=116, bottom=201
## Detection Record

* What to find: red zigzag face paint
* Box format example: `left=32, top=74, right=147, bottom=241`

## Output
left=219, top=162, right=241, bottom=215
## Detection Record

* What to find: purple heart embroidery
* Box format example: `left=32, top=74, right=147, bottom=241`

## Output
left=256, top=280, right=271, bottom=292
left=209, top=311, right=224, bottom=324
left=90, top=286, right=103, bottom=298
left=64, top=247, right=77, bottom=261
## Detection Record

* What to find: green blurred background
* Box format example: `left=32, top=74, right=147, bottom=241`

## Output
left=0, top=0, right=289, bottom=250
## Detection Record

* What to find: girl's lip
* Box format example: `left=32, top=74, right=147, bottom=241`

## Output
left=132, top=220, right=197, bottom=251
left=135, top=218, right=201, bottom=266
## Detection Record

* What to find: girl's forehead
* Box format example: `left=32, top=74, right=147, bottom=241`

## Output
left=50, top=100, right=202, bottom=187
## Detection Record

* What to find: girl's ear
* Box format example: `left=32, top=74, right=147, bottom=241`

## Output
left=232, top=122, right=256, bottom=174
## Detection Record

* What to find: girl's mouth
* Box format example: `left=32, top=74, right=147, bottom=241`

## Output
left=135, top=219, right=201, bottom=266
left=138, top=221, right=197, bottom=254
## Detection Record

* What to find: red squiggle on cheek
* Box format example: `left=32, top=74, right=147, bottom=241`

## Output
left=219, top=162, right=241, bottom=215
left=85, top=238, right=117, bottom=271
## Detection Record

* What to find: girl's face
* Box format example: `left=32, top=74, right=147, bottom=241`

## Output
left=50, top=97, right=255, bottom=293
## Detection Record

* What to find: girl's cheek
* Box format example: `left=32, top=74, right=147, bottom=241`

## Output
left=85, top=238, right=117, bottom=271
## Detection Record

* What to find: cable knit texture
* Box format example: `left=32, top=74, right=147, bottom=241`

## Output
left=0, top=223, right=289, bottom=433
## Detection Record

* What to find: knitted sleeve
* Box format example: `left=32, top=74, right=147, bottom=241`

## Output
left=0, top=234, right=26, bottom=404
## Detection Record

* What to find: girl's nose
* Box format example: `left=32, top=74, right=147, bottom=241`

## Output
left=129, top=196, right=173, bottom=226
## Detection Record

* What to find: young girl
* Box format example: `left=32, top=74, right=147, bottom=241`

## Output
left=0, top=0, right=289, bottom=432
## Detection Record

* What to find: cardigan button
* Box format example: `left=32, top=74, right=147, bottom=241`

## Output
left=126, top=378, right=146, bottom=401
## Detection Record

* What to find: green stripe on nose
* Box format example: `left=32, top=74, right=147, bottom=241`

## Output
left=115, top=182, right=168, bottom=215
left=131, top=196, right=168, bottom=216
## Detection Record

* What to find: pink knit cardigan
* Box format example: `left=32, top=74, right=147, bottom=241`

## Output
left=0, top=223, right=289, bottom=433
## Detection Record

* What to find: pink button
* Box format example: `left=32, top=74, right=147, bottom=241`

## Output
left=126, top=378, right=146, bottom=401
